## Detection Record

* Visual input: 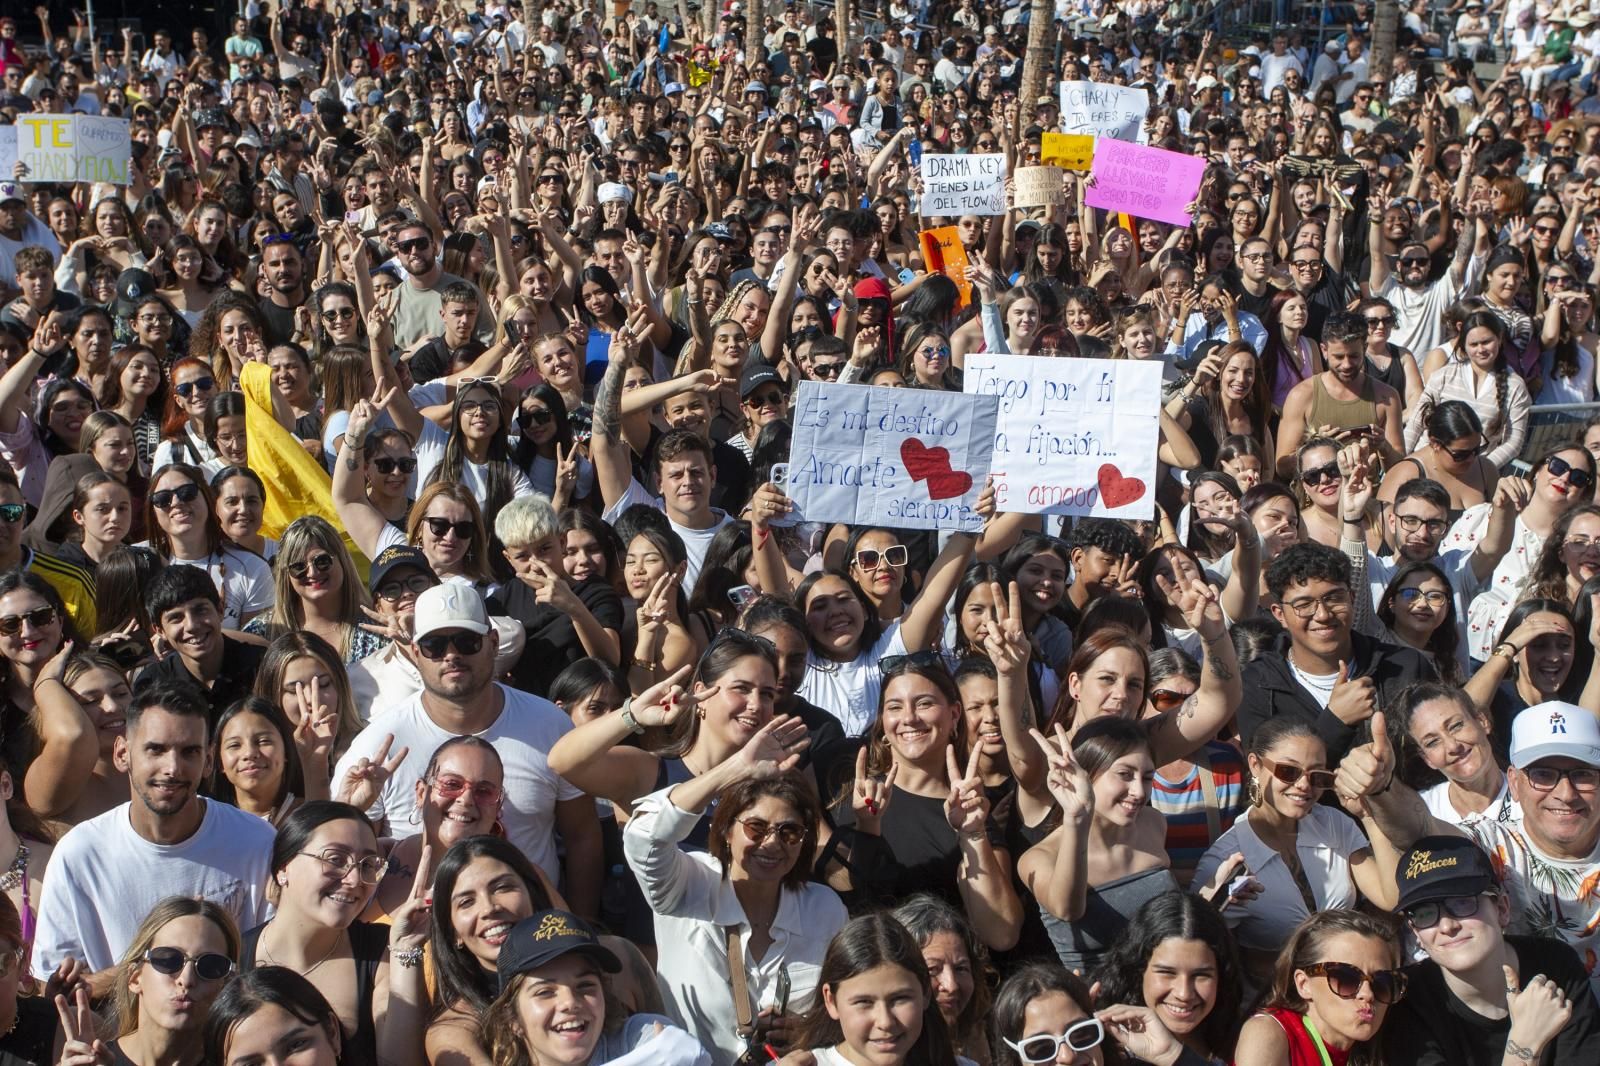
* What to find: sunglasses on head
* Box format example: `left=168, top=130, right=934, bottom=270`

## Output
left=0, top=607, right=57, bottom=637
left=1300, top=462, right=1341, bottom=486
left=881, top=649, right=945, bottom=675
left=415, top=630, right=486, bottom=659
left=423, top=517, right=475, bottom=540
left=1405, top=893, right=1491, bottom=929
left=0, top=504, right=23, bottom=525
left=175, top=377, right=215, bottom=398
left=1004, top=1019, right=1105, bottom=1063
left=1259, top=755, right=1336, bottom=791
left=854, top=544, right=908, bottom=570
left=1301, top=961, right=1407, bottom=1004
left=143, top=947, right=234, bottom=982
left=1547, top=454, right=1595, bottom=490
left=287, top=553, right=335, bottom=581
left=150, top=483, right=202, bottom=510
left=372, top=456, right=418, bottom=475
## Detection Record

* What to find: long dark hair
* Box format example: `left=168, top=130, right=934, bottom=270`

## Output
left=204, top=967, right=343, bottom=1066
left=425, top=381, right=517, bottom=530
left=1377, top=561, right=1462, bottom=683
left=208, top=696, right=306, bottom=812
left=509, top=383, right=573, bottom=471
left=1091, top=890, right=1243, bottom=1059
left=992, top=964, right=1113, bottom=1066
left=429, top=835, right=555, bottom=1019
left=796, top=913, right=961, bottom=1066
left=1451, top=310, right=1513, bottom=439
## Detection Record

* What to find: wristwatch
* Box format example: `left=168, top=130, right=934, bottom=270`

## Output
left=620, top=698, right=645, bottom=735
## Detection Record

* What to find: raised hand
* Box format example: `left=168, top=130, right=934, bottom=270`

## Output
left=1096, top=1003, right=1186, bottom=1066
left=293, top=673, right=339, bottom=768
left=1327, top=660, right=1377, bottom=728
left=734, top=714, right=810, bottom=778
left=749, top=480, right=793, bottom=531
left=943, top=744, right=991, bottom=837
left=388, top=843, right=434, bottom=952
left=1505, top=964, right=1572, bottom=1060
left=336, top=733, right=409, bottom=811
left=627, top=664, right=698, bottom=729
left=1030, top=724, right=1091, bottom=826
left=1339, top=444, right=1374, bottom=520
left=852, top=746, right=896, bottom=833
left=56, top=985, right=112, bottom=1066
left=635, top=571, right=683, bottom=631
left=1334, top=710, right=1394, bottom=813
left=980, top=581, right=1031, bottom=677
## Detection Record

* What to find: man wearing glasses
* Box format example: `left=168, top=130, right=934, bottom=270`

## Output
left=1370, top=185, right=1486, bottom=359
left=1378, top=830, right=1600, bottom=1061
left=1344, top=697, right=1600, bottom=1005
left=1239, top=542, right=1434, bottom=763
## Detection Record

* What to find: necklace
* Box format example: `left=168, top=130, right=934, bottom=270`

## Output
left=0, top=844, right=27, bottom=893
left=260, top=922, right=345, bottom=977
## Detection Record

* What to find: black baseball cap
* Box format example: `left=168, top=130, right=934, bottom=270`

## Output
left=1395, top=835, right=1497, bottom=913
left=367, top=545, right=437, bottom=595
left=497, top=910, right=620, bottom=991
left=114, top=268, right=159, bottom=318
left=739, top=364, right=786, bottom=399
left=1174, top=337, right=1226, bottom=375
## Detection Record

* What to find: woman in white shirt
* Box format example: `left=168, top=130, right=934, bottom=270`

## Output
left=1194, top=717, right=1398, bottom=982
left=1405, top=310, right=1531, bottom=470
left=145, top=462, right=274, bottom=629
left=1394, top=681, right=1513, bottom=827
left=379, top=377, right=534, bottom=527
left=624, top=712, right=845, bottom=1066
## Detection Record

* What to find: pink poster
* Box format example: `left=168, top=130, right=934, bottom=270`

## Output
left=1084, top=140, right=1207, bottom=227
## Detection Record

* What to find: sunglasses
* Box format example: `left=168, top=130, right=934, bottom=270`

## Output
left=376, top=574, right=435, bottom=601
left=1300, top=962, right=1408, bottom=1004
left=739, top=816, right=806, bottom=847
left=811, top=361, right=845, bottom=379
left=415, top=630, right=486, bottom=659
left=287, top=553, right=335, bottom=581
left=1300, top=462, right=1341, bottom=486
left=0, top=504, right=23, bottom=525
left=372, top=456, right=418, bottom=475
left=1430, top=438, right=1484, bottom=462
left=143, top=947, right=234, bottom=982
left=396, top=237, right=431, bottom=254
left=0, top=607, right=57, bottom=637
left=320, top=306, right=357, bottom=321
left=881, top=649, right=945, bottom=675
left=1259, top=755, right=1336, bottom=791
left=1405, top=894, right=1490, bottom=929
left=1005, top=1019, right=1105, bottom=1063
left=1547, top=454, right=1595, bottom=490
left=175, top=377, right=216, bottom=398
left=1148, top=687, right=1190, bottom=711
left=521, top=407, right=554, bottom=427
left=1365, top=316, right=1396, bottom=329
left=855, top=544, right=908, bottom=570
left=430, top=773, right=504, bottom=806
left=423, top=517, right=475, bottom=540
left=150, top=483, right=202, bottom=510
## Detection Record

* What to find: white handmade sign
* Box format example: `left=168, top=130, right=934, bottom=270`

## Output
left=788, top=382, right=1000, bottom=532
left=16, top=115, right=130, bottom=185
left=919, top=153, right=1006, bottom=216
left=962, top=355, right=1162, bottom=519
left=1058, top=82, right=1150, bottom=142
left=0, top=127, right=15, bottom=184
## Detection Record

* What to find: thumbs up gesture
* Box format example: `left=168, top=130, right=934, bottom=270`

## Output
left=1335, top=711, right=1396, bottom=813
left=1327, top=659, right=1377, bottom=727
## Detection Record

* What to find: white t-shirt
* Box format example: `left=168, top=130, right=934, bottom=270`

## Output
left=797, top=623, right=907, bottom=737
left=32, top=800, right=276, bottom=974
left=1287, top=657, right=1338, bottom=710
left=412, top=418, right=536, bottom=505
left=168, top=545, right=275, bottom=629
left=331, top=684, right=583, bottom=880
left=809, top=1050, right=977, bottom=1066
left=1420, top=776, right=1516, bottom=829
left=601, top=479, right=732, bottom=596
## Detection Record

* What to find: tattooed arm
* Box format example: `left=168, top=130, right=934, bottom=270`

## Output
left=592, top=327, right=638, bottom=512
left=1147, top=583, right=1242, bottom=766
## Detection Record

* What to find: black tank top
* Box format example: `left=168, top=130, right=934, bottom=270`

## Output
left=653, top=758, right=713, bottom=851
left=241, top=920, right=386, bottom=1063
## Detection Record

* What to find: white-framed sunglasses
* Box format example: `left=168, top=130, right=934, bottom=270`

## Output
left=1004, top=1017, right=1105, bottom=1063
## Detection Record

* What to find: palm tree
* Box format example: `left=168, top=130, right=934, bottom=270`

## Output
left=1371, top=0, right=1400, bottom=81
left=1016, top=0, right=1057, bottom=139
left=746, top=0, right=764, bottom=75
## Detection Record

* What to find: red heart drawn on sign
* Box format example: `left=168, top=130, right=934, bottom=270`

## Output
left=901, top=439, right=973, bottom=501
left=1098, top=464, right=1146, bottom=509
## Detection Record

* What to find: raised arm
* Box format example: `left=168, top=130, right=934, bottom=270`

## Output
left=1145, top=575, right=1242, bottom=766
left=591, top=323, right=641, bottom=511
left=546, top=668, right=690, bottom=812
left=900, top=484, right=994, bottom=650
left=332, top=393, right=397, bottom=560
left=1016, top=727, right=1092, bottom=922
left=24, top=644, right=100, bottom=818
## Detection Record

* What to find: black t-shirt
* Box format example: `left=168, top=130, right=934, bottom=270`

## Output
left=833, top=785, right=1006, bottom=910
left=256, top=297, right=299, bottom=348
left=806, top=36, right=838, bottom=76
left=1236, top=284, right=1276, bottom=324
left=408, top=336, right=488, bottom=385
left=1301, top=266, right=1354, bottom=338
left=133, top=636, right=267, bottom=723
left=1382, top=935, right=1600, bottom=1066
left=487, top=574, right=625, bottom=699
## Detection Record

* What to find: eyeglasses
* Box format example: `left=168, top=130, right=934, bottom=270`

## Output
left=376, top=574, right=435, bottom=601
left=1004, top=1019, right=1106, bottom=1063
left=1255, top=744, right=1337, bottom=790
left=1395, top=514, right=1449, bottom=536
left=1239, top=252, right=1269, bottom=262
left=415, top=630, right=486, bottom=659
left=143, top=947, right=234, bottom=982
left=1290, top=258, right=1323, bottom=270
left=1405, top=894, right=1491, bottom=929
left=1523, top=764, right=1600, bottom=791
left=1301, top=962, right=1407, bottom=1004
left=372, top=456, right=418, bottom=475
left=739, top=816, right=806, bottom=847
left=811, top=361, right=845, bottom=379
left=320, top=306, right=357, bottom=321
left=854, top=544, right=908, bottom=570
left=430, top=773, right=504, bottom=806
left=1300, top=462, right=1341, bottom=486
left=1546, top=455, right=1595, bottom=490
left=423, top=517, right=475, bottom=540
left=136, top=312, right=171, bottom=325
left=1281, top=589, right=1353, bottom=619
left=287, top=553, right=336, bottom=581
left=150, top=483, right=202, bottom=510
left=300, top=849, right=387, bottom=883
left=0, top=607, right=57, bottom=637
left=175, top=377, right=216, bottom=398
left=1394, top=586, right=1450, bottom=609
left=459, top=399, right=499, bottom=416
left=0, top=504, right=23, bottom=525
left=396, top=237, right=431, bottom=254
left=1148, top=687, right=1191, bottom=711
left=1365, top=315, right=1395, bottom=329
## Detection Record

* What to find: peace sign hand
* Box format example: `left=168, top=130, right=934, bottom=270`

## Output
left=359, top=602, right=412, bottom=645
left=979, top=581, right=1031, bottom=677
left=852, top=746, right=896, bottom=834
left=1111, top=553, right=1143, bottom=600
left=336, top=733, right=409, bottom=811
left=943, top=745, right=991, bottom=838
left=388, top=843, right=434, bottom=952
left=1031, top=724, right=1092, bottom=827
left=294, top=674, right=340, bottom=768
left=635, top=571, right=682, bottom=631
left=554, top=440, right=580, bottom=488
left=1153, top=571, right=1224, bottom=640
left=56, top=986, right=112, bottom=1066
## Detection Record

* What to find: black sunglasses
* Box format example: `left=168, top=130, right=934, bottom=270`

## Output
left=372, top=456, right=418, bottom=475
left=1547, top=454, right=1595, bottom=490
left=1300, top=462, right=1341, bottom=486
left=1431, top=438, right=1484, bottom=462
left=415, top=630, right=486, bottom=659
left=423, top=517, right=475, bottom=540
left=881, top=650, right=945, bottom=675
left=396, top=237, right=431, bottom=254
left=521, top=408, right=554, bottom=427
left=144, top=947, right=233, bottom=982
left=150, top=483, right=202, bottom=510
left=0, top=607, right=57, bottom=637
left=287, top=553, right=336, bottom=581
left=0, top=504, right=23, bottom=524
left=175, top=377, right=216, bottom=398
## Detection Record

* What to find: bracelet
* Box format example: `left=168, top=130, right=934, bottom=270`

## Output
left=389, top=945, right=425, bottom=968
left=1494, top=642, right=1519, bottom=661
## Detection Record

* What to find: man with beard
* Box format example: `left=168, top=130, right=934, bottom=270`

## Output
left=333, top=584, right=603, bottom=918
left=256, top=236, right=307, bottom=347
left=1371, top=192, right=1486, bottom=360
left=386, top=220, right=494, bottom=349
left=1274, top=311, right=1405, bottom=479
left=31, top=683, right=275, bottom=981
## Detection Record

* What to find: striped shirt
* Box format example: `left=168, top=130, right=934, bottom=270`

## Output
left=1151, top=741, right=1247, bottom=889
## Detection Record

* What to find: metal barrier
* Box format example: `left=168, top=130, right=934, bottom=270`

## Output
left=1510, top=402, right=1600, bottom=474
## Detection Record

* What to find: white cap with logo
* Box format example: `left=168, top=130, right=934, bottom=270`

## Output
left=1510, top=701, right=1600, bottom=769
left=411, top=583, right=491, bottom=641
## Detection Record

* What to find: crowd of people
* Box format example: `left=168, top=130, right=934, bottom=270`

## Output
left=1, top=0, right=1600, bottom=1063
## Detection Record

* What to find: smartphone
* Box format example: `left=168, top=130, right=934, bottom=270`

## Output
left=344, top=210, right=362, bottom=225
left=728, top=585, right=758, bottom=608
left=769, top=463, right=799, bottom=528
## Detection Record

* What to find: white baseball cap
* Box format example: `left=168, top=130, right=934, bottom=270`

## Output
left=1511, top=701, right=1600, bottom=769
left=412, top=583, right=491, bottom=641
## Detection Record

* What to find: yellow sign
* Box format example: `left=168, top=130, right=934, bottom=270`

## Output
left=1041, top=132, right=1095, bottom=172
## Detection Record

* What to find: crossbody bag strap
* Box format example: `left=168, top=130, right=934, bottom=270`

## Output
left=1195, top=746, right=1223, bottom=845
left=725, top=924, right=756, bottom=1037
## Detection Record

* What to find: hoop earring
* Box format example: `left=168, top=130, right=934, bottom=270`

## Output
left=1248, top=776, right=1262, bottom=806
left=407, top=807, right=421, bottom=826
